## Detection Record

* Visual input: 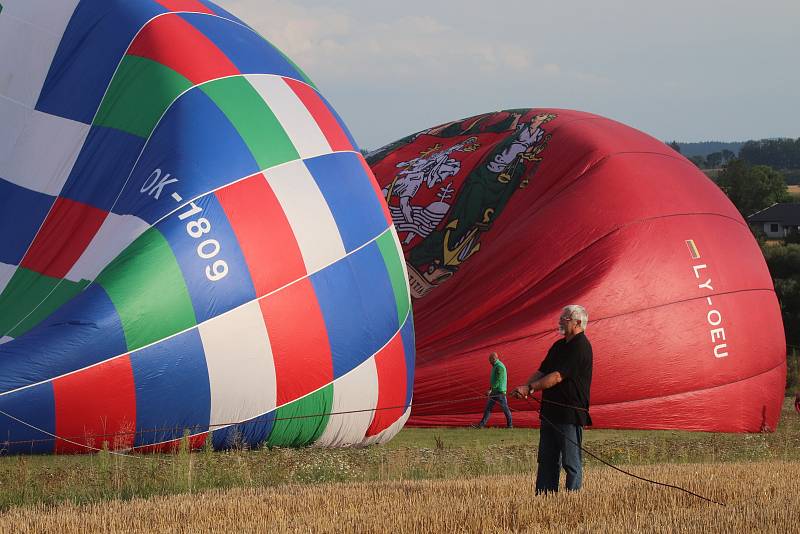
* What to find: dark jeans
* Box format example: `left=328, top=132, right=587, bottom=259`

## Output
left=535, top=420, right=583, bottom=494
left=478, top=393, right=513, bottom=427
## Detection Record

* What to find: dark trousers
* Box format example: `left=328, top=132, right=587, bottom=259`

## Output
left=535, top=420, right=583, bottom=494
left=478, top=393, right=513, bottom=427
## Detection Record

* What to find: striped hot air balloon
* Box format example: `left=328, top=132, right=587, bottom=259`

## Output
left=0, top=0, right=413, bottom=453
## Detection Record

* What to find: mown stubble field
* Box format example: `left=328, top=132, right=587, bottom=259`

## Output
left=1, top=461, right=798, bottom=533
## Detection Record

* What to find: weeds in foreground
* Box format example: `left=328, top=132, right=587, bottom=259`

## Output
left=0, top=399, right=796, bottom=512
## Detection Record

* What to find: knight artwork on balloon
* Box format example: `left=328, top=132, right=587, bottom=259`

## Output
left=368, top=110, right=556, bottom=298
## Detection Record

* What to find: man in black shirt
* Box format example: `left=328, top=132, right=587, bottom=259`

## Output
left=512, top=304, right=593, bottom=494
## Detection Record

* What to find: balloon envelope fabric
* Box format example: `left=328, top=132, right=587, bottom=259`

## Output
left=0, top=0, right=413, bottom=453
left=367, top=108, right=785, bottom=433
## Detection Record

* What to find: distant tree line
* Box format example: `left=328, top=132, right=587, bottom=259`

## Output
left=739, top=138, right=800, bottom=169
left=666, top=141, right=737, bottom=169
left=666, top=138, right=800, bottom=176
left=668, top=140, right=744, bottom=158
left=688, top=150, right=737, bottom=169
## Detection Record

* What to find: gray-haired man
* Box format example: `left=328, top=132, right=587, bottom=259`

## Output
left=512, top=305, right=593, bottom=494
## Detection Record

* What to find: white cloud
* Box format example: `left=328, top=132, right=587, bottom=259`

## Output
left=216, top=0, right=800, bottom=146
left=221, top=1, right=542, bottom=83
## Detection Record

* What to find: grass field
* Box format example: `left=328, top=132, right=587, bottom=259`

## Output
left=0, top=399, right=798, bottom=531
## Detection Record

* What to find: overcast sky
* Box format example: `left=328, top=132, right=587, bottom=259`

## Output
left=216, top=0, right=799, bottom=150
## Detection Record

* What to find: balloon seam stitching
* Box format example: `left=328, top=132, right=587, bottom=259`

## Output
left=0, top=225, right=409, bottom=398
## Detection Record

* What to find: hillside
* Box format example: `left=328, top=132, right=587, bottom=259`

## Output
left=676, top=141, right=744, bottom=158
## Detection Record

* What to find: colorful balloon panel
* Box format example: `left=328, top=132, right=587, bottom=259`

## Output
left=367, top=108, right=785, bottom=432
left=0, top=0, right=413, bottom=453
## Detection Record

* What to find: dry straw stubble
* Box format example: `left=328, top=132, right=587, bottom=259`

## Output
left=2, top=461, right=799, bottom=533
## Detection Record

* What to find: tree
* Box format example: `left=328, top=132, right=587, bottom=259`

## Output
left=721, top=149, right=735, bottom=163
left=688, top=155, right=706, bottom=168
left=715, top=159, right=789, bottom=216
left=706, top=152, right=723, bottom=168
left=667, top=141, right=681, bottom=154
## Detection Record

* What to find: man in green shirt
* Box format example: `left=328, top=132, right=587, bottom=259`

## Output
left=473, top=352, right=513, bottom=428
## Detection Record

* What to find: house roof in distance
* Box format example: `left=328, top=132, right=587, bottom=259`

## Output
left=747, top=203, right=800, bottom=225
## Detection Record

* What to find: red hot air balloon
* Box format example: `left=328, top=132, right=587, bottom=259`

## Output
left=367, top=108, right=786, bottom=433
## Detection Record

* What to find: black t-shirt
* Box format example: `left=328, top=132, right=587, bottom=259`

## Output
left=537, top=332, right=593, bottom=426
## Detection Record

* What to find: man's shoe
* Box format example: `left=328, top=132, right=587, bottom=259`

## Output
left=469, top=423, right=484, bottom=429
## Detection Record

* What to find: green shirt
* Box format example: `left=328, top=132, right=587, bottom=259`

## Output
left=490, top=360, right=507, bottom=394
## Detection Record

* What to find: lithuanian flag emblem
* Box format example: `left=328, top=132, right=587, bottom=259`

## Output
left=685, top=239, right=700, bottom=259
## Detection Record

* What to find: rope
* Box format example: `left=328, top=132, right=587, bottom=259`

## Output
left=0, top=393, right=594, bottom=448
left=0, top=406, right=153, bottom=461
left=520, top=395, right=726, bottom=506
left=0, top=395, right=489, bottom=450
